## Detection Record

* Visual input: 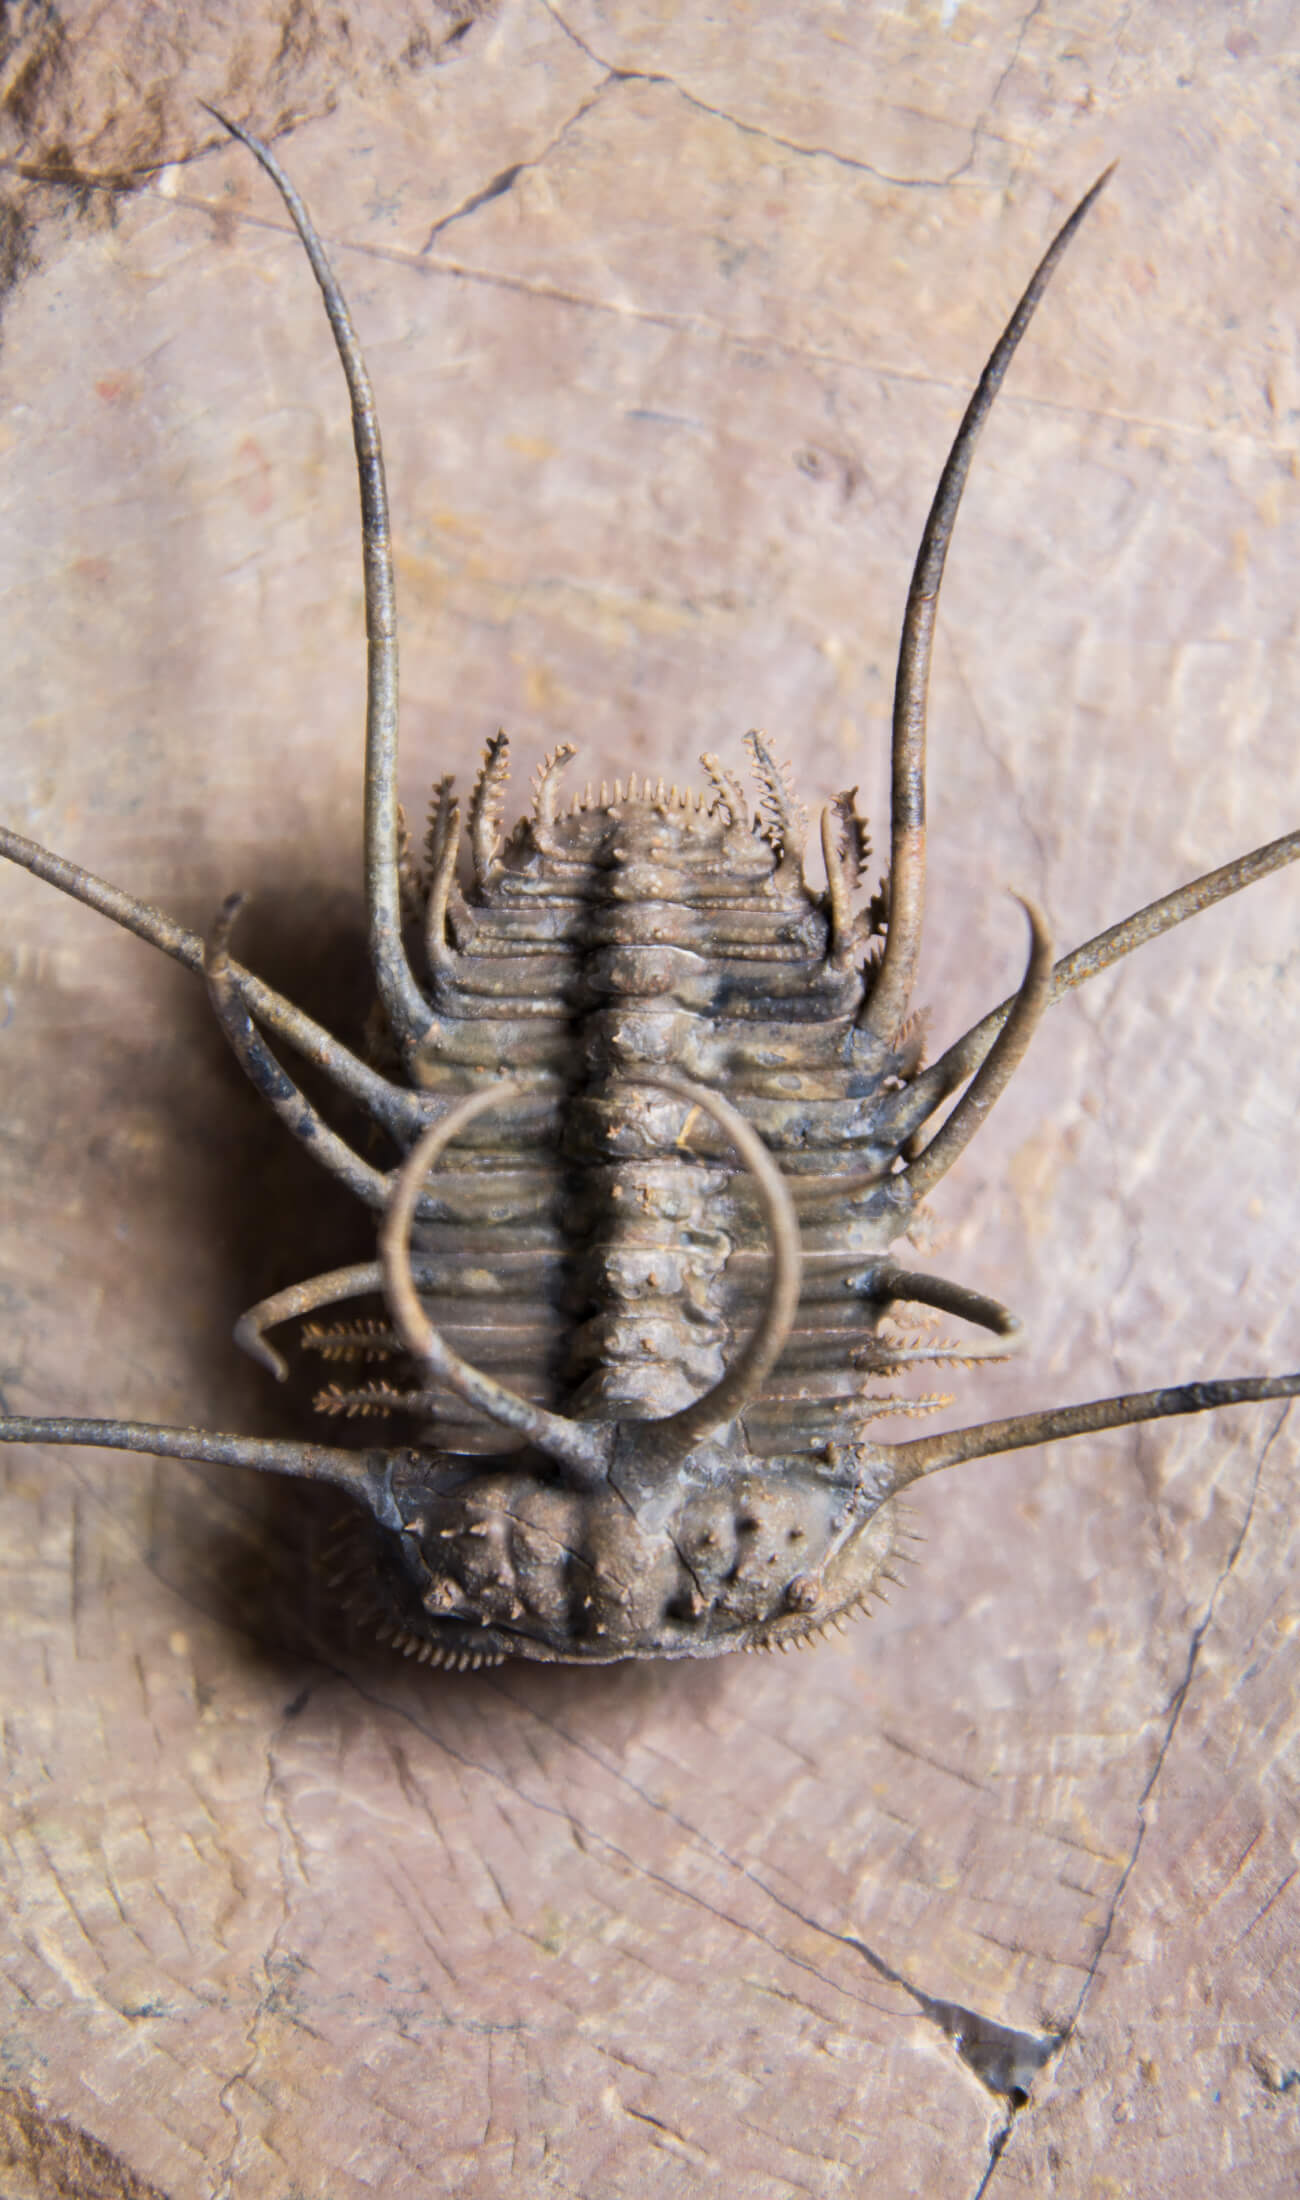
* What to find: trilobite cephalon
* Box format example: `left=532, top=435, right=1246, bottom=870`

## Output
left=2, top=120, right=1297, bottom=1669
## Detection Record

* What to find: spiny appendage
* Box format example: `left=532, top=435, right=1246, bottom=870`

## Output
left=891, top=1007, right=929, bottom=1081
left=446, top=732, right=863, bottom=868
left=424, top=775, right=455, bottom=873
left=373, top=1615, right=505, bottom=1670
left=544, top=749, right=736, bottom=826
left=744, top=730, right=808, bottom=866
left=851, top=1306, right=1013, bottom=1374
left=302, top=1317, right=428, bottom=1424
left=821, top=784, right=896, bottom=980
left=310, top=1363, right=558, bottom=1447
left=529, top=744, right=579, bottom=853
left=315, top=1380, right=436, bottom=1420
left=475, top=735, right=771, bottom=872
left=302, top=1319, right=469, bottom=1430
left=743, top=1387, right=953, bottom=1459
left=568, top=774, right=716, bottom=819
left=829, top=786, right=872, bottom=885
left=423, top=776, right=470, bottom=975
left=302, top=1319, right=400, bottom=1361
left=468, top=732, right=512, bottom=885
left=394, top=802, right=425, bottom=924
left=857, top=872, right=892, bottom=984
left=738, top=1281, right=962, bottom=1451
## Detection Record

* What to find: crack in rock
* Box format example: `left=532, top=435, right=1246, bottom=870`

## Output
left=846, top=1935, right=1062, bottom=2103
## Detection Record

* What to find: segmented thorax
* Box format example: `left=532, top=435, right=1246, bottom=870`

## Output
left=320, top=738, right=932, bottom=1662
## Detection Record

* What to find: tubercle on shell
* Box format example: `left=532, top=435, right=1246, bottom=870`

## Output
left=0, top=118, right=1296, bottom=1667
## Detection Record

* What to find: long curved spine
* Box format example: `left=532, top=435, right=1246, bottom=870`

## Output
left=893, top=826, right=1300, bottom=1142
left=0, top=823, right=426, bottom=1140
left=379, top=1072, right=804, bottom=1482
left=2, top=1377, right=1293, bottom=1504
left=204, top=108, right=435, bottom=1054
left=903, top=896, right=1052, bottom=1199
left=880, top=1375, right=1299, bottom=1489
left=204, top=895, right=400, bottom=1211
left=0, top=1418, right=407, bottom=1510
left=863, top=166, right=1114, bottom=1044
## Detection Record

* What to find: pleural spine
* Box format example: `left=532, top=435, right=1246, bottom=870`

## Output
left=469, top=733, right=511, bottom=886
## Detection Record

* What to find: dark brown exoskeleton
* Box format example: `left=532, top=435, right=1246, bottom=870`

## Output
left=2, top=119, right=1296, bottom=1668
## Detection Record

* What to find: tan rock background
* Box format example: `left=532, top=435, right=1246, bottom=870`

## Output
left=1, top=3, right=1297, bottom=2194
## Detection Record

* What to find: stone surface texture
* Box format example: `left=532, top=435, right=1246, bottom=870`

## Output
left=1, top=3, right=1297, bottom=2195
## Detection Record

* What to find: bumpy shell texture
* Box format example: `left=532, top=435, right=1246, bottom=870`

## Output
left=319, top=738, right=921, bottom=1665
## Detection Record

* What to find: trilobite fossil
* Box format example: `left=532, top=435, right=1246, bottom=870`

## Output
left=2, top=118, right=1296, bottom=1669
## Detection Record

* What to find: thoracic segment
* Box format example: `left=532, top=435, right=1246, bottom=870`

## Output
left=350, top=742, right=912, bottom=1435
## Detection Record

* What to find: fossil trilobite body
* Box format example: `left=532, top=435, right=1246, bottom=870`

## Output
left=1, top=120, right=1296, bottom=1669
left=318, top=734, right=924, bottom=1661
